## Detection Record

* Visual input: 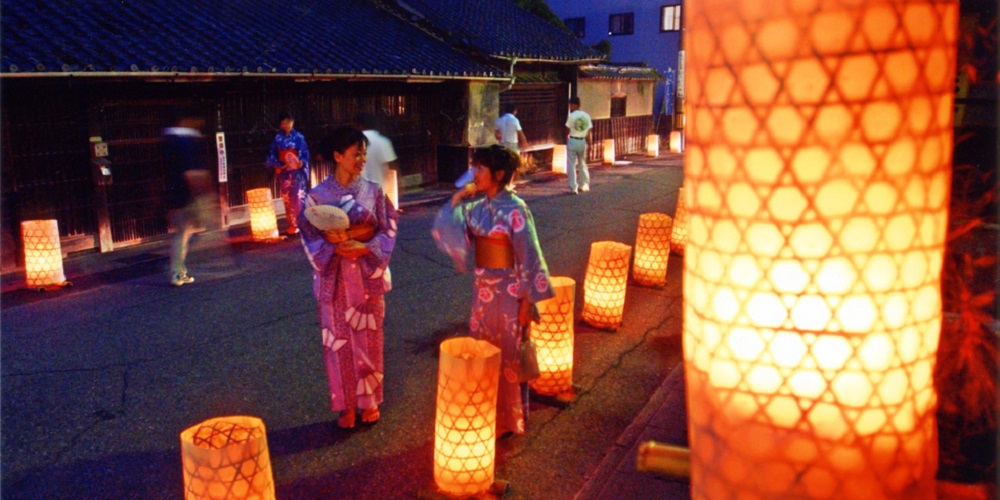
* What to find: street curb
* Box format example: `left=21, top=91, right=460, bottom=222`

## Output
left=574, top=364, right=688, bottom=499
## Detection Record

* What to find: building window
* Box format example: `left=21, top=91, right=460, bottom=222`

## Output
left=564, top=17, right=585, bottom=38
left=608, top=13, right=634, bottom=36
left=610, top=95, right=627, bottom=118
left=661, top=5, right=681, bottom=32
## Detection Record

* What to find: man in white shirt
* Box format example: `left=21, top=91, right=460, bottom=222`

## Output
left=565, top=96, right=592, bottom=194
left=358, top=113, right=398, bottom=188
left=494, top=104, right=527, bottom=153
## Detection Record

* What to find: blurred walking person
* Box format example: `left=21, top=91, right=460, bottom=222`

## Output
left=357, top=112, right=398, bottom=189
left=162, top=110, right=213, bottom=286
left=565, top=96, right=592, bottom=194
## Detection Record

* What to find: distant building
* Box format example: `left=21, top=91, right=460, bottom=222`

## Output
left=547, top=0, right=683, bottom=133
left=0, top=0, right=598, bottom=267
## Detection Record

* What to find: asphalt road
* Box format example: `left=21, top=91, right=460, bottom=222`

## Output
left=2, top=159, right=685, bottom=499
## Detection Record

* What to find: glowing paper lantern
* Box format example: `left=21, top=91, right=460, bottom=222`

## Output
left=669, top=187, right=688, bottom=255
left=20, top=219, right=66, bottom=289
left=180, top=415, right=275, bottom=500
left=683, top=0, right=957, bottom=497
left=529, top=276, right=576, bottom=396
left=582, top=241, right=632, bottom=330
left=669, top=130, right=684, bottom=153
left=552, top=145, right=567, bottom=174
left=246, top=188, right=278, bottom=241
left=602, top=139, right=615, bottom=164
left=384, top=169, right=399, bottom=209
left=633, top=213, right=673, bottom=287
left=646, top=134, right=660, bottom=157
left=434, top=337, right=501, bottom=497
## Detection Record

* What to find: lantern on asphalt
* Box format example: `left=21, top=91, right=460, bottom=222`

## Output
left=384, top=169, right=399, bottom=209
left=669, top=130, right=684, bottom=153
left=246, top=188, right=279, bottom=241
left=434, top=337, right=501, bottom=497
left=180, top=415, right=275, bottom=500
left=529, top=276, right=576, bottom=397
left=21, top=219, right=66, bottom=289
left=646, top=134, right=660, bottom=157
left=669, top=187, right=688, bottom=255
left=682, top=0, right=957, bottom=497
left=582, top=241, right=632, bottom=330
left=602, top=139, right=615, bottom=165
left=633, top=213, right=673, bottom=287
left=551, top=145, right=567, bottom=174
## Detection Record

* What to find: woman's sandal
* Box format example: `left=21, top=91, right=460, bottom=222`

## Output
left=361, top=408, right=380, bottom=425
left=337, top=411, right=356, bottom=429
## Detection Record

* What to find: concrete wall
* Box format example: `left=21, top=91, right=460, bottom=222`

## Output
left=578, top=79, right=654, bottom=120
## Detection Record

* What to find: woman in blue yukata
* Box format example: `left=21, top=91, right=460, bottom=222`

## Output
left=299, top=126, right=398, bottom=429
left=440, top=144, right=554, bottom=436
left=267, top=112, right=311, bottom=235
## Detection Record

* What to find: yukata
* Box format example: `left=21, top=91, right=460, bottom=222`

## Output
left=299, top=176, right=398, bottom=414
left=266, top=129, right=311, bottom=232
left=435, top=190, right=554, bottom=435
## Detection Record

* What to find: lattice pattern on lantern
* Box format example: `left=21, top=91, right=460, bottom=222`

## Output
left=180, top=415, right=275, bottom=500
left=529, top=276, right=576, bottom=395
left=682, top=0, right=957, bottom=498
left=21, top=219, right=66, bottom=288
left=552, top=144, right=567, bottom=174
left=669, top=187, right=688, bottom=255
left=246, top=188, right=279, bottom=241
left=633, top=213, right=673, bottom=286
left=582, top=241, right=632, bottom=330
left=434, top=337, right=501, bottom=497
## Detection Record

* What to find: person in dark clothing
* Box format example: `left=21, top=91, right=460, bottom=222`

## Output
left=163, top=112, right=212, bottom=286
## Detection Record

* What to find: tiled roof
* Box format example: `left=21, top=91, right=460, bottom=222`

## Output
left=580, top=65, right=663, bottom=81
left=0, top=0, right=505, bottom=79
left=393, top=0, right=604, bottom=62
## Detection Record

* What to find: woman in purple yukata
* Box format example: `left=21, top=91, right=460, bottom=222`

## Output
left=299, top=127, right=398, bottom=429
left=441, top=145, right=554, bottom=436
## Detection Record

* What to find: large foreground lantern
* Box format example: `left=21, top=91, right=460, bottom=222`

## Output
left=602, top=139, right=615, bottom=164
left=529, top=276, right=576, bottom=396
left=552, top=145, right=567, bottom=174
left=633, top=213, right=673, bottom=287
left=434, top=337, right=501, bottom=497
left=582, top=241, right=632, bottom=330
left=246, top=188, right=279, bottom=241
left=669, top=187, right=688, bottom=255
left=682, top=0, right=957, bottom=498
left=180, top=415, right=275, bottom=500
left=21, top=219, right=66, bottom=289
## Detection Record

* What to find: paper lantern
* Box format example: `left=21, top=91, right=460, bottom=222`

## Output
left=633, top=213, right=673, bottom=287
left=646, top=134, right=660, bottom=157
left=669, top=187, right=688, bottom=255
left=434, top=337, right=501, bottom=497
left=21, top=219, right=66, bottom=289
left=683, top=0, right=957, bottom=498
left=384, top=169, right=399, bottom=209
left=180, top=415, right=275, bottom=500
left=602, top=139, right=615, bottom=164
left=246, top=188, right=278, bottom=241
left=552, top=144, right=567, bottom=174
left=582, top=241, right=632, bottom=330
left=669, top=130, right=684, bottom=153
left=529, top=276, right=576, bottom=396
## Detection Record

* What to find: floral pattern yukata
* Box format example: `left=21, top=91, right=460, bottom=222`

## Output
left=299, top=176, right=398, bottom=414
left=267, top=129, right=310, bottom=231
left=437, top=190, right=554, bottom=435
